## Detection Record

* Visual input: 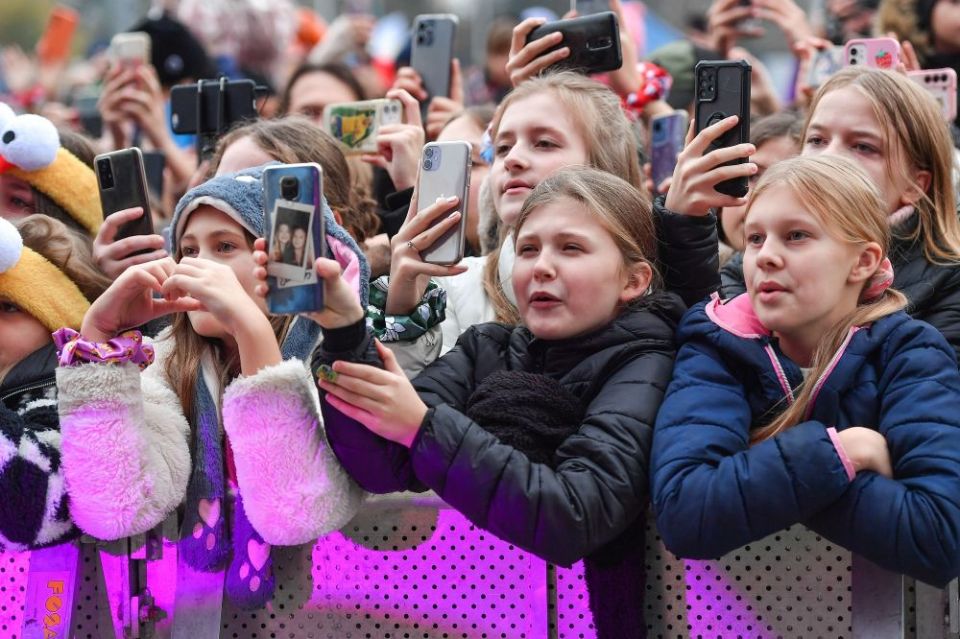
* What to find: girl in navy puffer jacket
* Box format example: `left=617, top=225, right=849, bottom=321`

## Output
left=652, top=155, right=960, bottom=588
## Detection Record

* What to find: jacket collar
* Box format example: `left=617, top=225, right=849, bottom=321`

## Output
left=1, top=342, right=57, bottom=392
left=704, top=292, right=770, bottom=339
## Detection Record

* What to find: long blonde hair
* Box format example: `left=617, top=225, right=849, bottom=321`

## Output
left=803, top=67, right=960, bottom=264
left=483, top=72, right=643, bottom=324
left=748, top=156, right=908, bottom=443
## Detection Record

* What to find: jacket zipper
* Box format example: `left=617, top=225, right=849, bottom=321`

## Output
left=0, top=378, right=55, bottom=404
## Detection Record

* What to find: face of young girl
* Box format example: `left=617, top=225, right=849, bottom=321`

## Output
left=292, top=228, right=306, bottom=250
left=932, top=0, right=960, bottom=54
left=0, top=301, right=50, bottom=383
left=743, top=185, right=867, bottom=364
left=276, top=224, right=291, bottom=245
left=803, top=86, right=914, bottom=214
left=0, top=175, right=36, bottom=221
left=512, top=198, right=648, bottom=341
left=490, top=93, right=590, bottom=228
left=178, top=206, right=266, bottom=339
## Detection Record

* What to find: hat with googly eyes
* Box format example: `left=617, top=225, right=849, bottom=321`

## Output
left=0, top=103, right=102, bottom=236
left=0, top=216, right=90, bottom=331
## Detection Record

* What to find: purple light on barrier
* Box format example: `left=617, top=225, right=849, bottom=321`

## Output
left=683, top=559, right=771, bottom=639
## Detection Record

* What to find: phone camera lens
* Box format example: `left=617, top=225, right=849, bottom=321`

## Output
left=423, top=160, right=433, bottom=170
left=280, top=176, right=299, bottom=200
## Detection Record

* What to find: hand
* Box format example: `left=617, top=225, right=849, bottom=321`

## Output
left=361, top=89, right=425, bottom=190
left=729, top=46, right=781, bottom=116
left=643, top=161, right=673, bottom=198
left=252, top=239, right=364, bottom=329
left=895, top=36, right=921, bottom=73
left=663, top=115, right=757, bottom=216
left=97, top=64, right=139, bottom=150
left=161, top=257, right=266, bottom=338
left=505, top=17, right=570, bottom=87
left=390, top=66, right=428, bottom=103
left=115, top=64, right=171, bottom=149
left=1, top=46, right=36, bottom=94
left=706, top=0, right=764, bottom=58
left=425, top=59, right=465, bottom=140
left=792, top=35, right=835, bottom=109
left=751, top=0, right=813, bottom=50
left=309, top=14, right=376, bottom=64
left=319, top=340, right=428, bottom=447
left=81, top=258, right=203, bottom=342
left=836, top=426, right=893, bottom=478
left=386, top=190, right=467, bottom=314
left=93, top=207, right=168, bottom=279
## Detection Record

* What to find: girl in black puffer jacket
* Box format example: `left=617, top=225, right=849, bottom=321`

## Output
left=295, top=168, right=685, bottom=638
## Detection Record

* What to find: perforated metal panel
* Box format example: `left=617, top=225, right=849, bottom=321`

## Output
left=0, top=494, right=951, bottom=638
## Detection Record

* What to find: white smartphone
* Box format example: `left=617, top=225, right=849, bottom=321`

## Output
left=417, top=141, right=471, bottom=265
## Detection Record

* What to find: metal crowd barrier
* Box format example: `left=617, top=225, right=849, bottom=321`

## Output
left=1, top=493, right=956, bottom=638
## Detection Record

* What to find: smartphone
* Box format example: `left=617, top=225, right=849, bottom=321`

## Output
left=169, top=79, right=258, bottom=135
left=110, top=32, right=151, bottom=69
left=322, top=99, right=403, bottom=154
left=650, top=111, right=688, bottom=195
left=417, top=142, right=471, bottom=265
left=141, top=151, right=166, bottom=200
left=694, top=59, right=752, bottom=198
left=573, top=0, right=610, bottom=15
left=94, top=148, right=154, bottom=249
left=844, top=37, right=900, bottom=70
left=526, top=12, right=623, bottom=75
left=410, top=15, right=458, bottom=111
left=263, top=163, right=326, bottom=314
left=807, top=46, right=845, bottom=90
left=73, top=93, right=102, bottom=138
left=909, top=68, right=958, bottom=121
left=36, top=6, right=78, bottom=66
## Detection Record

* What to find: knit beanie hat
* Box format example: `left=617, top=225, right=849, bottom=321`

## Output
left=0, top=217, right=90, bottom=331
left=0, top=104, right=102, bottom=236
left=129, top=13, right=216, bottom=88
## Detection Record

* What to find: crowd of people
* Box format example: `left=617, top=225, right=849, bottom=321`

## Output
left=3, top=0, right=960, bottom=636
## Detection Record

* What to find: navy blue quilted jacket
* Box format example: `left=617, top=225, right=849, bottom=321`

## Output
left=651, top=294, right=960, bottom=587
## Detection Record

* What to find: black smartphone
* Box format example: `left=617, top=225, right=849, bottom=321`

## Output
left=526, top=12, right=623, bottom=75
left=417, top=141, right=471, bottom=265
left=94, top=148, right=154, bottom=247
left=263, top=163, right=326, bottom=314
left=169, top=79, right=257, bottom=135
left=410, top=15, right=457, bottom=113
left=694, top=59, right=752, bottom=198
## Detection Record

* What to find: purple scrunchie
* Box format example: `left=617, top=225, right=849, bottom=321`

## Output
left=52, top=328, right=155, bottom=370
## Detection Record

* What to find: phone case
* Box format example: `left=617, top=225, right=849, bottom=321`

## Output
left=141, top=151, right=166, bottom=199
left=526, top=12, right=623, bottom=75
left=574, top=0, right=610, bottom=15
left=806, top=46, right=845, bottom=89
left=110, top=32, right=151, bottom=67
left=169, top=79, right=257, bottom=135
left=410, top=15, right=458, bottom=105
left=694, top=59, right=752, bottom=198
left=650, top=111, right=688, bottom=194
left=263, top=164, right=326, bottom=314
left=36, top=7, right=78, bottom=65
left=909, top=68, right=958, bottom=122
left=844, top=38, right=900, bottom=70
left=94, top=148, right=154, bottom=248
left=417, top=142, right=471, bottom=265
left=322, top=99, right=403, bottom=154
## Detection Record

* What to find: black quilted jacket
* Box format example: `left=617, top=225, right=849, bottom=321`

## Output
left=317, top=292, right=684, bottom=567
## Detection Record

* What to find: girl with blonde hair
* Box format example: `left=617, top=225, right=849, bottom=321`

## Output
left=721, top=67, right=960, bottom=359
left=653, top=155, right=960, bottom=587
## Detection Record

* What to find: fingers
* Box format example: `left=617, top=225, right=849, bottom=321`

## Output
left=374, top=339, right=404, bottom=376
left=687, top=115, right=746, bottom=156
left=323, top=391, right=378, bottom=427
left=319, top=375, right=381, bottom=412
left=510, top=18, right=548, bottom=58
left=450, top=58, right=464, bottom=104
left=330, top=359, right=397, bottom=385
left=97, top=207, right=145, bottom=244
left=392, top=67, right=427, bottom=101
left=396, top=196, right=460, bottom=241
left=700, top=143, right=756, bottom=169
left=102, top=234, right=167, bottom=260
left=386, top=87, right=424, bottom=128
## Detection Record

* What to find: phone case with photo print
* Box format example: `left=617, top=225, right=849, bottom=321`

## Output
left=263, top=163, right=326, bottom=314
left=322, top=99, right=403, bottom=154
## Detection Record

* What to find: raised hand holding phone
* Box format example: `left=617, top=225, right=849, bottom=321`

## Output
left=361, top=89, right=424, bottom=191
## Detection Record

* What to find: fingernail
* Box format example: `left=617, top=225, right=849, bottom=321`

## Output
left=445, top=195, right=458, bottom=202
left=316, top=364, right=339, bottom=383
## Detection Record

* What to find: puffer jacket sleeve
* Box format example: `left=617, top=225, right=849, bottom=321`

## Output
left=651, top=335, right=853, bottom=559
left=804, top=320, right=960, bottom=587
left=719, top=251, right=747, bottom=299
left=223, top=357, right=367, bottom=546
left=653, top=197, right=720, bottom=307
left=313, top=320, right=426, bottom=494
left=910, top=270, right=960, bottom=363
left=409, top=328, right=673, bottom=567
left=56, top=337, right=191, bottom=540
left=0, top=400, right=78, bottom=551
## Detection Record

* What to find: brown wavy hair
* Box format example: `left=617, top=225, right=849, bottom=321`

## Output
left=17, top=214, right=111, bottom=301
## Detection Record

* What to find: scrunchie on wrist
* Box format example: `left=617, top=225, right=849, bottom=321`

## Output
left=622, top=62, right=673, bottom=116
left=52, top=328, right=155, bottom=370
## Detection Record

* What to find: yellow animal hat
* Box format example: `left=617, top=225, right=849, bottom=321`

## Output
left=0, top=103, right=102, bottom=236
left=0, top=217, right=90, bottom=331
